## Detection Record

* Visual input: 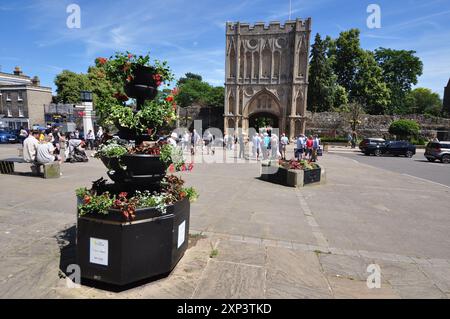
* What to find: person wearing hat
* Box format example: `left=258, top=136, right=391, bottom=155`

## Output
left=168, top=132, right=178, bottom=147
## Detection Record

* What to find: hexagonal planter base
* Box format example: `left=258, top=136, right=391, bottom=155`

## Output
left=261, top=164, right=322, bottom=187
left=76, top=198, right=190, bottom=286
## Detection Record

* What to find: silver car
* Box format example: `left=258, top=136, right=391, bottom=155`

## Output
left=424, top=141, right=450, bottom=163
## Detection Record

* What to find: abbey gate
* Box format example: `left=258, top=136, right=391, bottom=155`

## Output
left=224, top=18, right=312, bottom=139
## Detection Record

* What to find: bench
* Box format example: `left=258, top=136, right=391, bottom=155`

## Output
left=0, top=158, right=60, bottom=179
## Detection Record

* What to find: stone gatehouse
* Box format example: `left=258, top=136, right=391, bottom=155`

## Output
left=224, top=18, right=312, bottom=139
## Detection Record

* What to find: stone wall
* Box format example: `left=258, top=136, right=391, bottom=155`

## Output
left=305, top=111, right=450, bottom=140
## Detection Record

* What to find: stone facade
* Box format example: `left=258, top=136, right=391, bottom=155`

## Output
left=224, top=19, right=312, bottom=139
left=444, top=78, right=450, bottom=115
left=305, top=111, right=450, bottom=140
left=0, top=67, right=52, bottom=129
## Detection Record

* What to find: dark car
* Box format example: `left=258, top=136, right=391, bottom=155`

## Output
left=424, top=141, right=450, bottom=163
left=0, top=130, right=19, bottom=144
left=364, top=140, right=416, bottom=157
left=359, top=138, right=385, bottom=153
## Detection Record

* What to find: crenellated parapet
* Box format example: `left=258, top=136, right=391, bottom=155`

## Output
left=226, top=18, right=311, bottom=35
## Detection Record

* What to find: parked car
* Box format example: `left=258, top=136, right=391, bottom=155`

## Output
left=359, top=138, right=385, bottom=153
left=0, top=130, right=19, bottom=144
left=364, top=140, right=416, bottom=157
left=424, top=141, right=450, bottom=163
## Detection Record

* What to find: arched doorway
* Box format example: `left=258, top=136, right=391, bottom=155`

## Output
left=249, top=112, right=279, bottom=132
left=243, top=89, right=281, bottom=133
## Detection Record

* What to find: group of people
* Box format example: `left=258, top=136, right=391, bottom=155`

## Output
left=294, top=134, right=321, bottom=162
left=21, top=125, right=96, bottom=168
left=251, top=130, right=281, bottom=160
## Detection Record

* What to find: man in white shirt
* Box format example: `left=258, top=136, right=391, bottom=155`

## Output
left=36, top=135, right=60, bottom=164
left=280, top=133, right=289, bottom=160
left=23, top=130, right=40, bottom=163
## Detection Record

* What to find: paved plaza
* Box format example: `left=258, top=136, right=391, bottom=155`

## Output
left=0, top=143, right=449, bottom=299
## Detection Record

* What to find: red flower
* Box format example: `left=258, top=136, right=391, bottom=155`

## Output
left=123, top=63, right=131, bottom=72
left=96, top=57, right=107, bottom=65
left=181, top=164, right=186, bottom=171
left=127, top=54, right=134, bottom=59
left=126, top=75, right=133, bottom=82
left=155, top=81, right=162, bottom=87
left=171, top=87, right=179, bottom=95
left=114, top=199, right=122, bottom=207
left=153, top=74, right=162, bottom=81
left=188, top=163, right=194, bottom=171
left=113, top=92, right=129, bottom=102
left=83, top=195, right=91, bottom=204
left=168, top=164, right=175, bottom=173
left=165, top=96, right=174, bottom=103
left=119, top=192, right=128, bottom=198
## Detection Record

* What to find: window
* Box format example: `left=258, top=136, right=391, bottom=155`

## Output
left=18, top=105, right=24, bottom=117
left=6, top=105, right=12, bottom=117
left=6, top=93, right=11, bottom=101
left=17, top=92, right=23, bottom=101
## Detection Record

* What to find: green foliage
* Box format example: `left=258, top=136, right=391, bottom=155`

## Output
left=404, top=88, right=442, bottom=116
left=77, top=190, right=115, bottom=217
left=183, top=187, right=199, bottom=202
left=353, top=51, right=391, bottom=115
left=308, top=33, right=339, bottom=112
left=374, top=48, right=423, bottom=114
left=176, top=73, right=224, bottom=108
left=333, top=29, right=364, bottom=95
left=160, top=143, right=184, bottom=169
left=54, top=70, right=91, bottom=104
left=389, top=119, right=420, bottom=140
left=94, top=139, right=129, bottom=158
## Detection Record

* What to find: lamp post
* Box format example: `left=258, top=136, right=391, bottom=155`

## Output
left=80, top=91, right=94, bottom=138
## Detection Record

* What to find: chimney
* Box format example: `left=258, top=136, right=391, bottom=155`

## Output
left=13, top=66, right=23, bottom=76
left=31, top=76, right=41, bottom=86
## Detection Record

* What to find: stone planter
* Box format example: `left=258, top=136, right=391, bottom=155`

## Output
left=261, top=163, right=323, bottom=187
left=76, top=197, right=190, bottom=286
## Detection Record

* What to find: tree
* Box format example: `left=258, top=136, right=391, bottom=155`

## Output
left=177, top=72, right=203, bottom=85
left=374, top=48, right=423, bottom=114
left=389, top=119, right=420, bottom=140
left=87, top=66, right=117, bottom=122
left=333, top=29, right=364, bottom=96
left=54, top=70, right=91, bottom=104
left=353, top=51, right=391, bottom=115
left=342, top=101, right=364, bottom=132
left=176, top=73, right=224, bottom=109
left=405, top=88, right=442, bottom=116
left=307, top=33, right=338, bottom=112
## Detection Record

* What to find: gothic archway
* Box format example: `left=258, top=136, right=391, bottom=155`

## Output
left=244, top=89, right=281, bottom=132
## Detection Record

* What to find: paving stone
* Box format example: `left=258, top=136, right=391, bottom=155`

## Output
left=193, top=260, right=265, bottom=299
left=215, top=240, right=266, bottom=266
left=327, top=276, right=401, bottom=299
left=418, top=265, right=450, bottom=293
left=319, top=254, right=371, bottom=281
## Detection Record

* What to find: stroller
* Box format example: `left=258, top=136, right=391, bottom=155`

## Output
left=65, top=139, right=88, bottom=163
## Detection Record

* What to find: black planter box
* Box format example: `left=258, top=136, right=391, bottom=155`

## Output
left=76, top=198, right=190, bottom=286
left=303, top=167, right=321, bottom=185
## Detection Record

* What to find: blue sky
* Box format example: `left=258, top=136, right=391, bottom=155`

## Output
left=1, top=0, right=449, bottom=97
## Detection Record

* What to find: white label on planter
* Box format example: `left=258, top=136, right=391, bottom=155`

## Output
left=90, top=238, right=108, bottom=266
left=177, top=221, right=186, bottom=248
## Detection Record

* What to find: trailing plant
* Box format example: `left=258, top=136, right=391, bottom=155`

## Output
left=95, top=138, right=129, bottom=158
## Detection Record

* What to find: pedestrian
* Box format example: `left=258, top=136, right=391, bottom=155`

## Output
left=86, top=129, right=95, bottom=150
left=168, top=132, right=178, bottom=147
left=306, top=135, right=314, bottom=160
left=238, top=133, right=245, bottom=159
left=23, top=130, right=40, bottom=163
left=312, top=135, right=320, bottom=162
left=295, top=135, right=303, bottom=160
left=255, top=133, right=262, bottom=161
left=74, top=129, right=80, bottom=139
left=96, top=126, right=104, bottom=149
left=351, top=131, right=357, bottom=149
left=36, top=135, right=61, bottom=164
left=262, top=133, right=270, bottom=160
left=204, top=131, right=213, bottom=155
left=347, top=132, right=352, bottom=148
left=280, top=133, right=289, bottom=160
left=19, top=126, right=28, bottom=144
left=270, top=134, right=279, bottom=159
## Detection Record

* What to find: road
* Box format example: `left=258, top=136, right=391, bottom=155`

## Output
left=332, top=149, right=450, bottom=187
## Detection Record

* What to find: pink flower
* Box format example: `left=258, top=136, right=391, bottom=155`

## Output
left=168, top=164, right=175, bottom=173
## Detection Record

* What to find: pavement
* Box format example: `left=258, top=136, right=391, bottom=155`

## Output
left=0, top=143, right=449, bottom=299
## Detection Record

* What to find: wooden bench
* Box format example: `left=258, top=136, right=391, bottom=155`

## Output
left=0, top=158, right=60, bottom=179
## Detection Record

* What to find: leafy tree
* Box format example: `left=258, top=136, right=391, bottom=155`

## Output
left=389, top=119, right=420, bottom=140
left=374, top=48, right=423, bottom=114
left=333, top=29, right=364, bottom=96
left=341, top=101, right=364, bottom=132
left=87, top=66, right=117, bottom=122
left=353, top=51, right=391, bottom=115
left=54, top=70, right=91, bottom=104
left=308, top=33, right=338, bottom=112
left=176, top=73, right=224, bottom=108
left=177, top=72, right=203, bottom=85
left=405, top=88, right=442, bottom=116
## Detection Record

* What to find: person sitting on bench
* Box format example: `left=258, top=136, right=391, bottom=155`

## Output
left=36, top=135, right=61, bottom=164
left=23, top=130, right=40, bottom=163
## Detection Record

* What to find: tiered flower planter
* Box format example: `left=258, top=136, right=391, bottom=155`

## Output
left=76, top=57, right=191, bottom=287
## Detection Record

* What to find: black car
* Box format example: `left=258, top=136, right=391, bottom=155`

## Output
left=364, top=140, right=416, bottom=157
left=359, top=138, right=385, bottom=153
